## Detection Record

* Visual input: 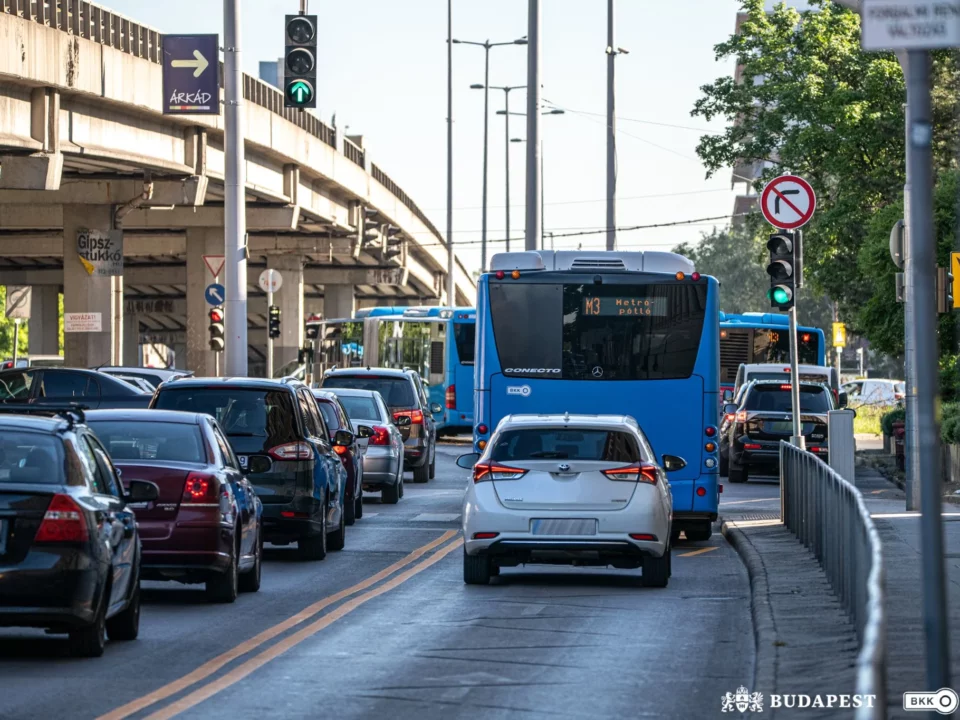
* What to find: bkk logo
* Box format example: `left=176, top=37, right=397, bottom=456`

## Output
left=506, top=385, right=532, bottom=397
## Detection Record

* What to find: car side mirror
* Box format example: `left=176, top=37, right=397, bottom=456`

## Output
left=838, top=391, right=848, bottom=408
left=394, top=415, right=412, bottom=428
left=430, top=402, right=443, bottom=415
left=662, top=455, right=686, bottom=472
left=722, top=389, right=733, bottom=402
left=722, top=403, right=739, bottom=416
left=356, top=425, right=374, bottom=439
left=125, top=479, right=159, bottom=503
left=333, top=429, right=355, bottom=447
left=456, top=453, right=480, bottom=469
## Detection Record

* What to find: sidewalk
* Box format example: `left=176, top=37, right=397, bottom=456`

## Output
left=854, top=465, right=960, bottom=719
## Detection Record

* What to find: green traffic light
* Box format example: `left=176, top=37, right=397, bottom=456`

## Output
left=771, top=286, right=791, bottom=305
left=286, top=79, right=313, bottom=106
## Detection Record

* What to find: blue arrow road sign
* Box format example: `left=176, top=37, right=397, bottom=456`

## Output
left=205, top=283, right=225, bottom=306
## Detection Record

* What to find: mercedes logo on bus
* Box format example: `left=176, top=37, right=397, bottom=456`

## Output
left=592, top=366, right=604, bottom=378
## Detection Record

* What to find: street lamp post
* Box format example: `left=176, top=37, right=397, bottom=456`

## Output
left=488, top=85, right=525, bottom=251
left=454, top=37, right=526, bottom=272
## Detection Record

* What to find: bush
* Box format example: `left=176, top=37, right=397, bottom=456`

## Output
left=881, top=407, right=905, bottom=436
left=942, top=403, right=960, bottom=445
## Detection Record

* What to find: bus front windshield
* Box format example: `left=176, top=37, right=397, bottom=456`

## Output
left=489, top=281, right=708, bottom=381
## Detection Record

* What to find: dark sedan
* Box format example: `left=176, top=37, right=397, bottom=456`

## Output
left=85, top=409, right=263, bottom=602
left=0, top=367, right=151, bottom=409
left=312, top=390, right=372, bottom=525
left=0, top=407, right=158, bottom=657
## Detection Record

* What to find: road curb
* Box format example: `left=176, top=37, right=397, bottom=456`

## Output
left=721, top=519, right=778, bottom=705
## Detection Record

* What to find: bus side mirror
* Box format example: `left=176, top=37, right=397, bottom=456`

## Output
left=722, top=389, right=733, bottom=402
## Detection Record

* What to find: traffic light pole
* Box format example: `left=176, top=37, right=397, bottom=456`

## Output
left=788, top=306, right=804, bottom=449
left=266, top=288, right=274, bottom=380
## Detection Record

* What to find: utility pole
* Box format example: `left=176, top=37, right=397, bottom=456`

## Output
left=481, top=47, right=490, bottom=271
left=905, top=48, right=951, bottom=695
left=223, top=0, right=247, bottom=376
left=445, top=0, right=455, bottom=307
left=525, top=0, right=541, bottom=252
left=605, top=0, right=617, bottom=251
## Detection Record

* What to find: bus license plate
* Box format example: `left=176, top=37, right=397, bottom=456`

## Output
left=531, top=518, right=597, bottom=536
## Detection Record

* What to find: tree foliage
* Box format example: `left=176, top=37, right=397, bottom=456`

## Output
left=692, top=0, right=960, bottom=344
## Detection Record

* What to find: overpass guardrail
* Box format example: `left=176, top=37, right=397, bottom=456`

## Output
left=780, top=441, right=887, bottom=719
left=3, top=0, right=446, bottom=253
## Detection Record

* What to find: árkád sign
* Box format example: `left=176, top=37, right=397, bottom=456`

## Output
left=64, top=312, right=102, bottom=333
left=861, top=0, right=960, bottom=50
left=77, top=229, right=123, bottom=276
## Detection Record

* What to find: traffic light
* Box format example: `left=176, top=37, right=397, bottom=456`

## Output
left=383, top=225, right=402, bottom=262
left=208, top=306, right=224, bottom=352
left=937, top=267, right=954, bottom=313
left=284, top=14, right=317, bottom=109
left=268, top=305, right=281, bottom=339
left=305, top=322, right=319, bottom=340
left=766, top=231, right=796, bottom=311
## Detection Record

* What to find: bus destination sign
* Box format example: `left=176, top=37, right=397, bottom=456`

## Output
left=583, top=296, right=667, bottom=317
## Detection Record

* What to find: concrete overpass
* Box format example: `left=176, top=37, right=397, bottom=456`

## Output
left=0, top=1, right=473, bottom=374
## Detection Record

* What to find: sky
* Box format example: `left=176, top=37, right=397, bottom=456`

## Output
left=103, top=0, right=744, bottom=275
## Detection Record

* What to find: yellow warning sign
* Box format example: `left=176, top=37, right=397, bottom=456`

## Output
left=832, top=322, right=846, bottom=348
left=952, top=252, right=960, bottom=309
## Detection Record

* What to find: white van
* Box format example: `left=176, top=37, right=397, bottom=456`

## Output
left=730, top=363, right=842, bottom=405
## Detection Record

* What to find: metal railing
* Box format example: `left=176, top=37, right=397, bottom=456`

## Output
left=1, top=0, right=448, bottom=249
left=781, top=442, right=887, bottom=719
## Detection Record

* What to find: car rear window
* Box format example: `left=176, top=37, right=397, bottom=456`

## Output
left=337, top=395, right=382, bottom=422
left=153, top=388, right=298, bottom=453
left=0, top=432, right=64, bottom=484
left=747, top=372, right=828, bottom=384
left=490, top=428, right=641, bottom=463
left=745, top=385, right=831, bottom=413
left=322, top=376, right=416, bottom=408
left=86, top=421, right=205, bottom=463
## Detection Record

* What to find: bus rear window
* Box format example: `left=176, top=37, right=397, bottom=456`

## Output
left=489, top=281, right=707, bottom=380
left=453, top=322, right=475, bottom=364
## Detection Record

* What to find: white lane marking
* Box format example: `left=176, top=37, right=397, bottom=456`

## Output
left=412, top=513, right=461, bottom=522
left=870, top=512, right=960, bottom=519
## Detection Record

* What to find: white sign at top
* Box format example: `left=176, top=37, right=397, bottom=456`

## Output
left=258, top=269, right=283, bottom=294
left=861, top=0, right=960, bottom=50
left=760, top=175, right=817, bottom=230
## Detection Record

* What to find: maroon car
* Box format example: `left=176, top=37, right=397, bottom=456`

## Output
left=312, top=390, right=365, bottom=526
left=84, top=409, right=263, bottom=603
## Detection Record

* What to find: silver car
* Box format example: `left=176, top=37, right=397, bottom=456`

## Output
left=458, top=413, right=678, bottom=587
left=330, top=388, right=408, bottom=504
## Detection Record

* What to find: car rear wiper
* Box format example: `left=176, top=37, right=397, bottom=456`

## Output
left=528, top=451, right=569, bottom=459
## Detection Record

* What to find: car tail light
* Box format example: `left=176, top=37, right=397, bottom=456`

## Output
left=333, top=444, right=348, bottom=456
left=281, top=511, right=310, bottom=519
left=473, top=532, right=499, bottom=539
left=735, top=411, right=747, bottom=423
left=268, top=442, right=313, bottom=460
left=602, top=464, right=658, bottom=484
left=34, top=494, right=88, bottom=543
left=780, top=384, right=792, bottom=390
left=394, top=409, right=423, bottom=425
left=369, top=426, right=391, bottom=446
left=744, top=443, right=761, bottom=450
left=724, top=413, right=735, bottom=422
left=810, top=446, right=827, bottom=453
left=445, top=384, right=456, bottom=409
left=473, top=463, right=527, bottom=483
left=182, top=472, right=219, bottom=504
left=630, top=533, right=658, bottom=541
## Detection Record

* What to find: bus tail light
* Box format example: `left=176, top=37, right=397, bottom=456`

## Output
left=495, top=270, right=505, bottom=280
left=477, top=424, right=488, bottom=435
left=705, top=426, right=717, bottom=437
left=393, top=409, right=423, bottom=425
left=445, top=385, right=456, bottom=409
left=691, top=272, right=701, bottom=281
left=473, top=463, right=527, bottom=483
left=696, top=487, right=706, bottom=497
left=602, top=464, right=658, bottom=484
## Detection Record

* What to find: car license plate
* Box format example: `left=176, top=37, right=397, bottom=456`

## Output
left=0, top=519, right=7, bottom=556
left=238, top=455, right=249, bottom=469
left=764, top=421, right=793, bottom=434
left=531, top=518, right=597, bottom=536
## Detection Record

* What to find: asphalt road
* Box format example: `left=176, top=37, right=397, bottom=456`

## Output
left=0, top=444, right=758, bottom=720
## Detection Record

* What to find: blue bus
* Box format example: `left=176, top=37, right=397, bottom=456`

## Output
left=474, top=250, right=721, bottom=542
left=308, top=307, right=476, bottom=434
left=718, top=312, right=826, bottom=394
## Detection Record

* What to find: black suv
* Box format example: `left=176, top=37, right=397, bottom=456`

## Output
left=720, top=380, right=833, bottom=482
left=151, top=377, right=352, bottom=560
left=0, top=407, right=158, bottom=657
left=321, top=368, right=442, bottom=483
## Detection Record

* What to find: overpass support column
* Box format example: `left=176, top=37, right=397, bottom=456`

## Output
left=28, top=286, right=60, bottom=356
left=186, top=228, right=221, bottom=376
left=267, top=255, right=304, bottom=370
left=123, top=313, right=140, bottom=366
left=63, top=206, right=122, bottom=368
left=323, top=285, right=355, bottom=320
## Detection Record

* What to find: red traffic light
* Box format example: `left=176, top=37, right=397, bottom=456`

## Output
left=209, top=308, right=223, bottom=323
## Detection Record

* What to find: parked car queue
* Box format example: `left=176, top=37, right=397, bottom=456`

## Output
left=0, top=369, right=426, bottom=658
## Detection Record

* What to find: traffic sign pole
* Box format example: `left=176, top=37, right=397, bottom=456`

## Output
left=788, top=308, right=804, bottom=450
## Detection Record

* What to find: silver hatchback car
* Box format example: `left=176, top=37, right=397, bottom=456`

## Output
left=458, top=413, right=679, bottom=587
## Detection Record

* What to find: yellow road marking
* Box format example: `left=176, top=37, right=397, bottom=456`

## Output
left=677, top=546, right=719, bottom=558
left=98, top=530, right=457, bottom=720
left=146, top=537, right=464, bottom=720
